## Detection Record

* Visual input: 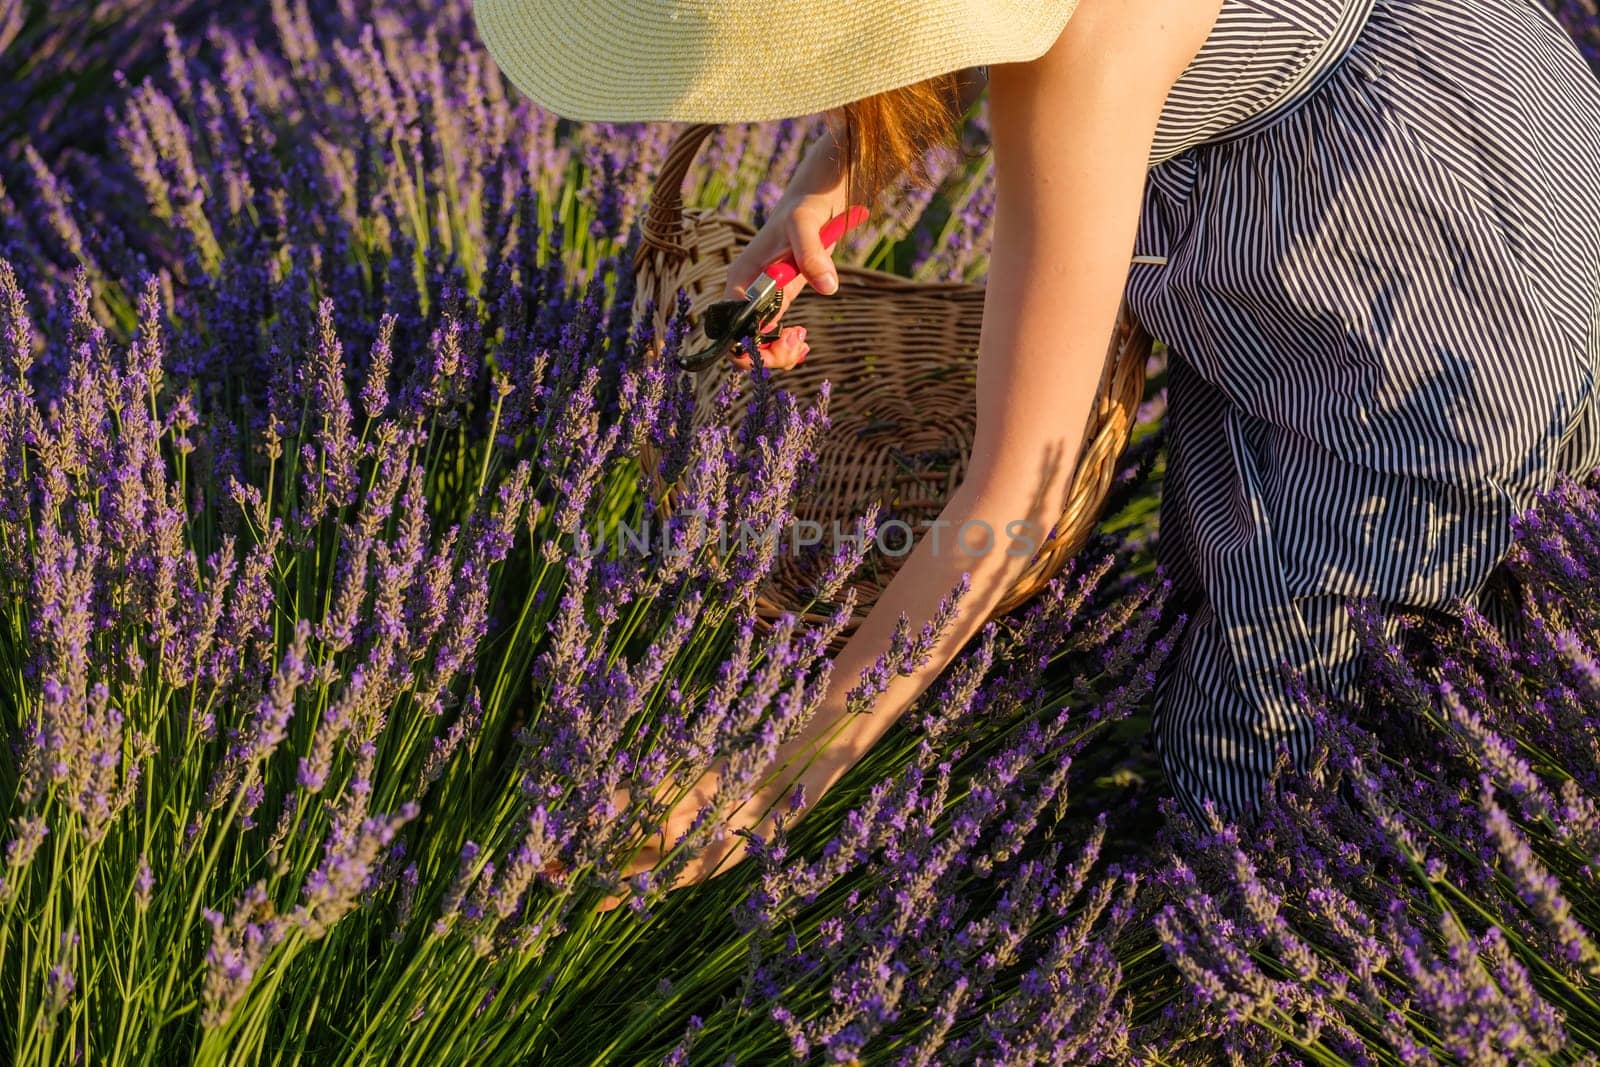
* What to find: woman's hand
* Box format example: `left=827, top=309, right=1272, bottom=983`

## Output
left=586, top=751, right=827, bottom=912
left=551, top=709, right=865, bottom=913
left=722, top=190, right=843, bottom=371
left=719, top=109, right=856, bottom=372
left=729, top=323, right=810, bottom=372
left=590, top=768, right=751, bottom=913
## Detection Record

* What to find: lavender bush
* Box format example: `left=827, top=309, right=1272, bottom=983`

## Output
left=0, top=192, right=1175, bottom=1067
left=1124, top=470, right=1600, bottom=1064
left=1, top=1, right=1599, bottom=1064
left=0, top=0, right=263, bottom=164
left=0, top=4, right=1178, bottom=1063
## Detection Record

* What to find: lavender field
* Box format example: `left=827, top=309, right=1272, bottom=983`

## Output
left=2, top=1, right=1600, bottom=1063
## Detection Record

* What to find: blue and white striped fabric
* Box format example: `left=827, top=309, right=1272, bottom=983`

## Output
left=1123, top=0, right=1600, bottom=825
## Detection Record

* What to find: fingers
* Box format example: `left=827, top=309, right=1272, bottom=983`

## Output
left=786, top=210, right=838, bottom=296
left=723, top=274, right=751, bottom=304
left=721, top=227, right=787, bottom=303
left=728, top=324, right=809, bottom=372
left=765, top=325, right=810, bottom=368
left=593, top=832, right=749, bottom=914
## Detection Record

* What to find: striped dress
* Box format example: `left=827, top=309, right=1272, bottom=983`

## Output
left=1123, top=0, right=1600, bottom=826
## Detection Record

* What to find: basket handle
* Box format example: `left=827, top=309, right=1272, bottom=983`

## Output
left=634, top=123, right=720, bottom=273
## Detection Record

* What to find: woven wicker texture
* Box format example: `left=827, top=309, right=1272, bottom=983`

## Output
left=632, top=123, right=1152, bottom=652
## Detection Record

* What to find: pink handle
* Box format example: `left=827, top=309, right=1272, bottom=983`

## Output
left=761, top=205, right=870, bottom=289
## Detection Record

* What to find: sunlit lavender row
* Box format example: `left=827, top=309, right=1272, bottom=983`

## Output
left=2, top=1, right=1599, bottom=1064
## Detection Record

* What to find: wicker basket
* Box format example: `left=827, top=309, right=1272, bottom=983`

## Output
left=631, top=123, right=1153, bottom=652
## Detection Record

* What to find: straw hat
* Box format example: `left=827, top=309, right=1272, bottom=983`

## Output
left=471, top=0, right=1081, bottom=123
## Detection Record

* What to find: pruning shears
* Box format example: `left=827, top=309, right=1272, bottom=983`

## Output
left=676, top=205, right=871, bottom=371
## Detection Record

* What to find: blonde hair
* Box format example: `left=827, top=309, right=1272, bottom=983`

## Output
left=831, top=70, right=981, bottom=208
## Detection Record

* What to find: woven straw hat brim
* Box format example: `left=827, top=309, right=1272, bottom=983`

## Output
left=472, top=0, right=1081, bottom=124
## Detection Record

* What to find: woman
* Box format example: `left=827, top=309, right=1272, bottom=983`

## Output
left=475, top=0, right=1600, bottom=906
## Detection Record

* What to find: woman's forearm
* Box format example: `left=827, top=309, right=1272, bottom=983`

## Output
left=743, top=453, right=1078, bottom=809
left=731, top=67, right=1018, bottom=803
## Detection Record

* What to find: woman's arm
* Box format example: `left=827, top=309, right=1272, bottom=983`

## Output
left=597, top=0, right=1221, bottom=908
left=738, top=0, right=1224, bottom=803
